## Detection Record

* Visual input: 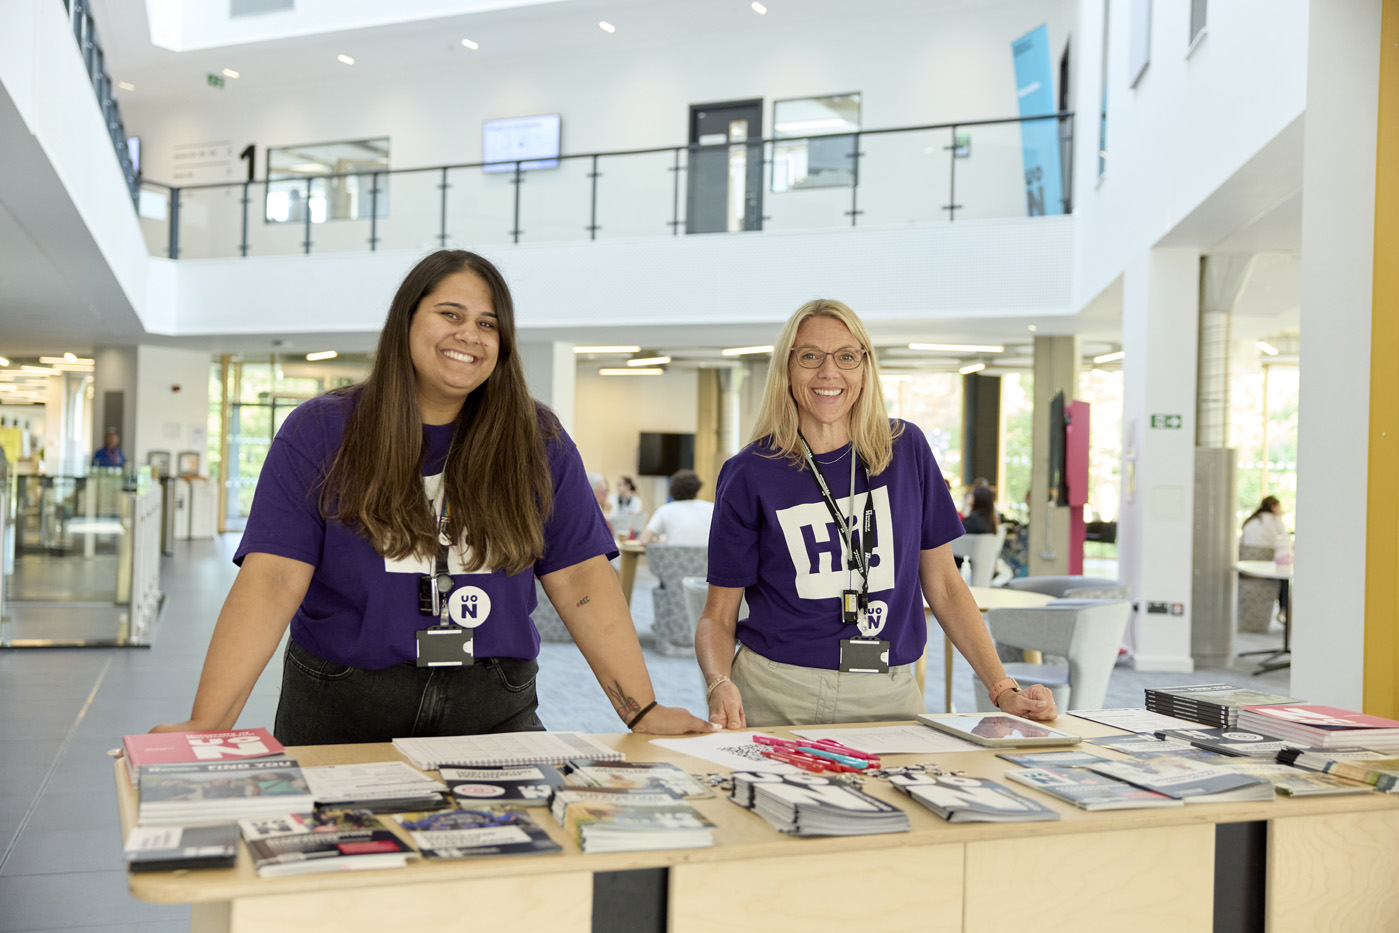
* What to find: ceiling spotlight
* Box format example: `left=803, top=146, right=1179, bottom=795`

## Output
left=1027, top=324, right=1038, bottom=332
left=721, top=345, right=774, bottom=356
left=221, top=68, right=240, bottom=79
left=461, top=38, right=478, bottom=50
left=63, top=352, right=77, bottom=362
left=117, top=81, right=135, bottom=91
left=958, top=362, right=987, bottom=375
left=573, top=345, right=640, bottom=354
left=599, top=21, right=616, bottom=33
left=1093, top=350, right=1125, bottom=363
left=752, top=1, right=768, bottom=12
left=628, top=356, right=671, bottom=366
left=305, top=350, right=338, bottom=361
left=908, top=343, right=1005, bottom=353
left=1256, top=341, right=1279, bottom=356
left=337, top=54, right=355, bottom=65
left=600, top=368, right=662, bottom=375
left=0, top=357, right=9, bottom=367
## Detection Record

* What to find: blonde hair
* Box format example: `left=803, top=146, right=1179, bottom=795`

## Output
left=749, top=298, right=902, bottom=474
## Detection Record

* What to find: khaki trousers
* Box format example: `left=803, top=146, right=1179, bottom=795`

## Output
left=731, top=643, right=927, bottom=727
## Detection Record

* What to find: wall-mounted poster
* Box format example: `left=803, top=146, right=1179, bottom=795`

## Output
left=146, top=450, right=172, bottom=478
left=176, top=451, right=201, bottom=476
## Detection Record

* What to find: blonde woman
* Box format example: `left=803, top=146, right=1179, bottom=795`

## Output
left=695, top=299, right=1057, bottom=727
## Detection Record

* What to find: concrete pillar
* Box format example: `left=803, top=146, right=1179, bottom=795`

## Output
left=1119, top=249, right=1200, bottom=672
left=517, top=341, right=576, bottom=436
left=1029, top=335, right=1078, bottom=577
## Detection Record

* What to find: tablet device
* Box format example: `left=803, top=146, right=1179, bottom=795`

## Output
left=916, top=713, right=1082, bottom=748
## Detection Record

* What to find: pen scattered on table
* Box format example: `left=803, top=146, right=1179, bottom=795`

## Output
left=754, top=735, right=881, bottom=773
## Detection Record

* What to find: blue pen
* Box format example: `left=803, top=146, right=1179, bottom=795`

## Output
left=794, top=746, right=871, bottom=768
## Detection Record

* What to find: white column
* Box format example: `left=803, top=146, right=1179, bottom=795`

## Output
left=517, top=341, right=576, bottom=436
left=1119, top=248, right=1200, bottom=672
left=1291, top=0, right=1382, bottom=708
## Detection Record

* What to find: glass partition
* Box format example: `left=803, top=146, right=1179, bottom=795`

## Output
left=593, top=149, right=684, bottom=239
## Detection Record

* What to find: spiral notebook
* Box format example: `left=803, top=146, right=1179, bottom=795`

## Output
left=393, top=731, right=624, bottom=771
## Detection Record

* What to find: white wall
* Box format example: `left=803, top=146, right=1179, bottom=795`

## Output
left=133, top=346, right=213, bottom=475
left=124, top=0, right=1075, bottom=259
left=572, top=364, right=698, bottom=517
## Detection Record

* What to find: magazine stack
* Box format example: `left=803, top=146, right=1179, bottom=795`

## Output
left=1237, top=705, right=1399, bottom=753
left=729, top=772, right=910, bottom=837
left=887, top=773, right=1059, bottom=822
left=549, top=787, right=715, bottom=853
left=1144, top=685, right=1305, bottom=728
left=137, top=757, right=315, bottom=827
left=1277, top=747, right=1399, bottom=792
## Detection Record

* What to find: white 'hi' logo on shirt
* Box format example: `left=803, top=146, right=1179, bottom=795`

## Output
left=775, top=486, right=895, bottom=600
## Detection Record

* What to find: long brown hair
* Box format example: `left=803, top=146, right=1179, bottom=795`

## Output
left=320, top=250, right=554, bottom=574
left=1242, top=495, right=1280, bottom=530
left=749, top=298, right=901, bottom=473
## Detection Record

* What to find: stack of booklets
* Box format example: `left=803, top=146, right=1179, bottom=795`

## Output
left=1152, top=727, right=1305, bottom=758
left=1237, top=705, right=1399, bottom=753
left=1088, top=734, right=1223, bottom=761
left=300, top=760, right=447, bottom=811
left=393, top=731, right=623, bottom=770
left=1144, top=685, right=1305, bottom=727
left=440, top=765, right=566, bottom=806
left=237, top=809, right=415, bottom=877
left=137, top=757, right=315, bottom=826
left=1213, top=760, right=1372, bottom=797
left=887, top=773, right=1059, bottom=822
left=1085, top=756, right=1275, bottom=803
left=1277, top=747, right=1399, bottom=793
left=1002, top=767, right=1183, bottom=811
left=729, top=772, right=910, bottom=837
left=562, top=760, right=710, bottom=798
left=550, top=787, right=715, bottom=853
left=123, top=824, right=240, bottom=872
left=122, top=727, right=284, bottom=789
left=392, top=806, right=562, bottom=858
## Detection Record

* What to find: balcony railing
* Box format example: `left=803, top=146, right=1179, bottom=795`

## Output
left=63, top=0, right=139, bottom=204
left=135, top=112, right=1074, bottom=261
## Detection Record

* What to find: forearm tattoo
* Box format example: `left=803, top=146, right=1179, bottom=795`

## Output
left=605, top=680, right=642, bottom=719
left=576, top=595, right=591, bottom=608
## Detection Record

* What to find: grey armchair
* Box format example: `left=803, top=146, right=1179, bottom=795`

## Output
left=646, top=545, right=708, bottom=656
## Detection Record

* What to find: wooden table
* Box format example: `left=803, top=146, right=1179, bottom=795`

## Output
left=116, top=717, right=1399, bottom=933
left=617, top=540, right=646, bottom=605
left=917, top=586, right=1055, bottom=713
left=1236, top=560, right=1294, bottom=673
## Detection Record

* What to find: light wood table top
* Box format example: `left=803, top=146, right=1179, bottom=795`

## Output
left=1237, top=559, right=1293, bottom=580
left=617, top=539, right=646, bottom=605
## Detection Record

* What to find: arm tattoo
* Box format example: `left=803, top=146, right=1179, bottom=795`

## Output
left=575, top=595, right=591, bottom=608
left=605, top=680, right=642, bottom=719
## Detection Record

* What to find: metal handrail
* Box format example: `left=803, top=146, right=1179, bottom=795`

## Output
left=62, top=0, right=139, bottom=204
left=138, top=110, right=1074, bottom=259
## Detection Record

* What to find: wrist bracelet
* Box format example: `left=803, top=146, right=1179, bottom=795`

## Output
left=627, top=700, right=658, bottom=730
left=705, top=675, right=731, bottom=701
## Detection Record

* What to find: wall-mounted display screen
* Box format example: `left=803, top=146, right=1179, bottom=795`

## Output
left=482, top=114, right=561, bottom=173
left=637, top=432, right=694, bottom=477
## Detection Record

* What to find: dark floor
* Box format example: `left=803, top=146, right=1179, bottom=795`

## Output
left=0, top=536, right=1291, bottom=932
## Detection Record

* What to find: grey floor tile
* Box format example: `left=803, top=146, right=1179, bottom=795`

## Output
left=2, top=822, right=126, bottom=876
left=0, top=794, right=35, bottom=854
left=0, top=870, right=186, bottom=931
left=24, top=792, right=121, bottom=833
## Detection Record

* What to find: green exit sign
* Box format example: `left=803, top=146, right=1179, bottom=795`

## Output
left=1151, top=414, right=1183, bottom=429
left=207, top=73, right=225, bottom=89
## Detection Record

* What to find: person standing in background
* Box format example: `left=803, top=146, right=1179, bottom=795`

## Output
left=91, top=429, right=126, bottom=468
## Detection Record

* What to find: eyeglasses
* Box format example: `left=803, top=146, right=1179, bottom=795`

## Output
left=791, top=346, right=866, bottom=370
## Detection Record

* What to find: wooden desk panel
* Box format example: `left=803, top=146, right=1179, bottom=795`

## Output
left=1267, top=809, right=1399, bottom=932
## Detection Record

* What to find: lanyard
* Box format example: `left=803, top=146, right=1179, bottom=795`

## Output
left=430, top=489, right=454, bottom=625
left=797, top=431, right=877, bottom=605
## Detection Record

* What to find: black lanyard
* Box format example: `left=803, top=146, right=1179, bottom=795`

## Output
left=797, top=431, right=877, bottom=607
left=430, top=490, right=454, bottom=625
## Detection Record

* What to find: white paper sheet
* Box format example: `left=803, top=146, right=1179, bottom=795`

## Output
left=790, top=725, right=983, bottom=755
left=647, top=732, right=800, bottom=773
left=1068, top=708, right=1203, bottom=733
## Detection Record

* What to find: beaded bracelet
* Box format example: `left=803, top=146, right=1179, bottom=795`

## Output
left=705, top=675, right=732, bottom=701
left=627, top=700, right=658, bottom=730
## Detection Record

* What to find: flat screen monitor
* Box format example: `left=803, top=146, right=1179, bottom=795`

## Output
left=637, top=432, right=694, bottom=477
left=482, top=114, right=561, bottom=173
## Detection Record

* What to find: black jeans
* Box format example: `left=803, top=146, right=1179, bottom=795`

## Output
left=274, top=639, right=544, bottom=746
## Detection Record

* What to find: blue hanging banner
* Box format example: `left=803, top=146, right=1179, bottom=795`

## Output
left=1011, top=24, right=1064, bottom=216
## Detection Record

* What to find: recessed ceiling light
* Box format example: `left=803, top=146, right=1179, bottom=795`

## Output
left=573, top=345, right=640, bottom=354
left=40, top=356, right=95, bottom=365
left=598, top=21, right=616, bottom=33
left=461, top=38, right=478, bottom=50
left=117, top=81, right=135, bottom=91
left=1093, top=350, right=1125, bottom=363
left=721, top=345, right=774, bottom=356
left=337, top=54, right=355, bottom=65
left=1256, top=341, right=1279, bottom=356
left=908, top=343, right=1005, bottom=353
left=0, top=357, right=9, bottom=367
left=1027, top=324, right=1038, bottom=332
left=752, top=2, right=768, bottom=12
left=21, top=366, right=61, bottom=375
left=305, top=350, right=338, bottom=361
left=221, top=68, right=240, bottom=79
left=958, top=362, right=987, bottom=375
left=628, top=356, right=671, bottom=366
left=600, top=368, right=662, bottom=376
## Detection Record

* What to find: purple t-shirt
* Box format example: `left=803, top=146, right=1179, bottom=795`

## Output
left=234, top=393, right=617, bottom=669
left=707, top=420, right=964, bottom=669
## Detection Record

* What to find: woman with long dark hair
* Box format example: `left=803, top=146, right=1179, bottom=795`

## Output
left=962, top=485, right=999, bottom=535
left=153, top=250, right=708, bottom=743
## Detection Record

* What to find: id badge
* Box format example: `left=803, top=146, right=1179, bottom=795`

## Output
left=415, top=626, right=474, bottom=667
left=841, top=590, right=860, bottom=624
left=838, top=637, right=889, bottom=674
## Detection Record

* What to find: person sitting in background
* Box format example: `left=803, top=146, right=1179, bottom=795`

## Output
left=962, top=485, right=999, bottom=535
left=1241, top=495, right=1291, bottom=621
left=638, top=470, right=712, bottom=547
left=587, top=472, right=609, bottom=517
left=92, top=429, right=126, bottom=468
left=609, top=476, right=644, bottom=521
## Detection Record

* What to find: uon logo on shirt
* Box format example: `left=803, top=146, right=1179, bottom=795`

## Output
left=448, top=586, right=491, bottom=628
left=775, top=486, right=895, bottom=600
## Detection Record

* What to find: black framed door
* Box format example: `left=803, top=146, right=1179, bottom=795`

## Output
left=686, top=99, right=763, bottom=234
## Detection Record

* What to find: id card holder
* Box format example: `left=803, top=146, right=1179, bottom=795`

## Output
left=415, top=626, right=474, bottom=667
left=841, top=590, right=860, bottom=624
left=838, top=637, right=889, bottom=674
